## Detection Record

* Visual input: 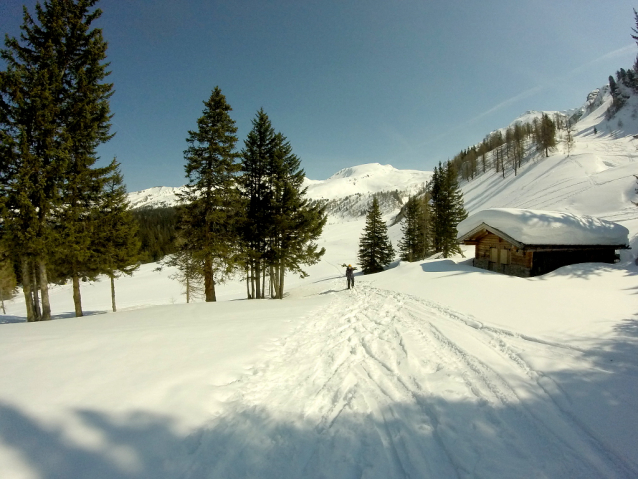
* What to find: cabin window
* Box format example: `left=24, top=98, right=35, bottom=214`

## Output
left=490, top=248, right=498, bottom=262
left=500, top=249, right=510, bottom=265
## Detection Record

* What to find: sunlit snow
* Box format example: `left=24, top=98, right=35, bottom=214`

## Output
left=1, top=86, right=638, bottom=478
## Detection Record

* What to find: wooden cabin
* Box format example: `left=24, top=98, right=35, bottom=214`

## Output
left=457, top=209, right=629, bottom=277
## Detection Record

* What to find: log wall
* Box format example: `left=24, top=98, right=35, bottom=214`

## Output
left=473, top=233, right=532, bottom=277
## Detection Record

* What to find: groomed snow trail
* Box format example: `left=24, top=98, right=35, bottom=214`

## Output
left=182, top=281, right=635, bottom=479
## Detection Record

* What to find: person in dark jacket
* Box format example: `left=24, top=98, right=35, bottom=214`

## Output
left=345, top=264, right=356, bottom=289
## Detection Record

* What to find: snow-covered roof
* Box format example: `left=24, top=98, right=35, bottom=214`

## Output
left=457, top=208, right=629, bottom=247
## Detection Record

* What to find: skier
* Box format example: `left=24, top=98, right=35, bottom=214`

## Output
left=344, top=264, right=356, bottom=289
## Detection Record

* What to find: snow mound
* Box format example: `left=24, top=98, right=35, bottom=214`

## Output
left=457, top=208, right=630, bottom=246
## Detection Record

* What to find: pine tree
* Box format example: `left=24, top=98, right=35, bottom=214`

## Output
left=1, top=0, right=112, bottom=320
left=399, top=195, right=427, bottom=262
left=94, top=159, right=140, bottom=312
left=0, top=252, right=17, bottom=314
left=358, top=197, right=395, bottom=274
left=1, top=2, right=66, bottom=320
left=178, top=87, right=240, bottom=302
left=267, top=132, right=326, bottom=298
left=534, top=113, right=556, bottom=157
left=239, top=109, right=275, bottom=299
left=429, top=163, right=444, bottom=252
left=430, top=161, right=467, bottom=258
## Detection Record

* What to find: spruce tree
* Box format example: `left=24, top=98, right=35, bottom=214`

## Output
left=0, top=252, right=17, bottom=314
left=267, top=132, right=326, bottom=298
left=429, top=163, right=444, bottom=253
left=399, top=196, right=426, bottom=262
left=430, top=161, right=467, bottom=258
left=1, top=0, right=112, bottom=320
left=93, top=159, right=140, bottom=312
left=1, top=1, right=66, bottom=320
left=534, top=113, right=556, bottom=157
left=358, top=197, right=395, bottom=274
left=239, top=109, right=275, bottom=299
left=178, top=86, right=240, bottom=302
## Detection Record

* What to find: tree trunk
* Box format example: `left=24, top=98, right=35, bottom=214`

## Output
left=38, top=259, right=51, bottom=320
left=1, top=298, right=5, bottom=315
left=245, top=265, right=251, bottom=299
left=110, top=274, right=116, bottom=312
left=254, top=261, right=261, bottom=299
left=32, top=264, right=41, bottom=321
left=271, top=265, right=279, bottom=299
left=21, top=257, right=36, bottom=322
left=278, top=261, right=285, bottom=300
left=269, top=266, right=273, bottom=298
left=72, top=273, right=83, bottom=317
left=203, top=256, right=217, bottom=302
left=261, top=264, right=266, bottom=299
left=251, top=261, right=255, bottom=299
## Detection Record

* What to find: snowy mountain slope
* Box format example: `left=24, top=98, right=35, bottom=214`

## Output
left=127, top=185, right=183, bottom=210
left=127, top=163, right=432, bottom=220
left=460, top=86, right=638, bottom=249
left=305, top=163, right=431, bottom=201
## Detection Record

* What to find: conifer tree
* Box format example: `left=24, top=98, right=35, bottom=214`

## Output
left=534, top=113, right=556, bottom=157
left=0, top=252, right=17, bottom=315
left=399, top=195, right=428, bottom=262
left=267, top=132, right=326, bottom=298
left=0, top=0, right=112, bottom=320
left=94, top=159, right=140, bottom=312
left=239, top=112, right=326, bottom=298
left=430, top=161, right=467, bottom=258
left=418, top=193, right=433, bottom=259
left=429, top=163, right=444, bottom=252
left=178, top=87, right=240, bottom=302
left=239, top=109, right=275, bottom=299
left=358, top=197, right=395, bottom=274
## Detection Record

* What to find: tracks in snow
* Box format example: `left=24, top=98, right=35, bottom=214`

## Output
left=183, top=282, right=636, bottom=479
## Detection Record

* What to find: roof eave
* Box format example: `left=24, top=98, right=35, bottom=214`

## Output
left=457, top=223, right=524, bottom=249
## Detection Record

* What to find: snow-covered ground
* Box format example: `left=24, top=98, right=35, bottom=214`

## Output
left=1, top=88, right=638, bottom=478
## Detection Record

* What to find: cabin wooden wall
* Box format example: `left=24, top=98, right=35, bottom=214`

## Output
left=469, top=232, right=619, bottom=277
left=473, top=233, right=532, bottom=277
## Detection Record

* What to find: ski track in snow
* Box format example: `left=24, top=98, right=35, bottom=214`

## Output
left=180, top=282, right=636, bottom=479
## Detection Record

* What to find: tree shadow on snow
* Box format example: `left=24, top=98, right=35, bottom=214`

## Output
left=2, top=308, right=638, bottom=479
left=0, top=404, right=189, bottom=479
left=0, top=315, right=26, bottom=324
left=2, top=351, right=638, bottom=479
left=0, top=310, right=108, bottom=325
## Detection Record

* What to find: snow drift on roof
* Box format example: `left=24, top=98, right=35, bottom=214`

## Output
left=457, top=208, right=629, bottom=246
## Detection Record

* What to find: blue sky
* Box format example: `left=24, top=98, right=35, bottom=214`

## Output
left=1, top=0, right=637, bottom=191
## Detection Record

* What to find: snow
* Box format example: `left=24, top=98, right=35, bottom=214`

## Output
left=304, top=163, right=431, bottom=201
left=457, top=208, right=630, bottom=246
left=127, top=186, right=184, bottom=209
left=2, top=88, right=638, bottom=478
left=126, top=163, right=432, bottom=210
